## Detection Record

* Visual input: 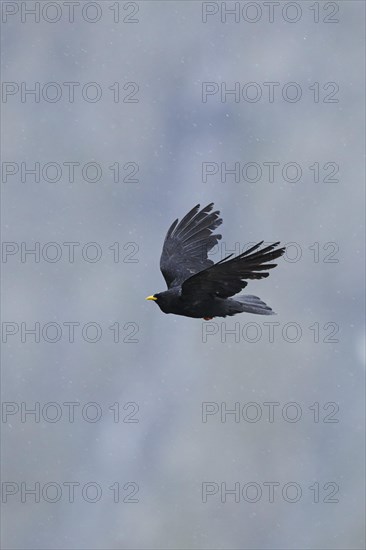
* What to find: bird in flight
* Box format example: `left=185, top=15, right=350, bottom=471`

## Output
left=146, top=203, right=285, bottom=319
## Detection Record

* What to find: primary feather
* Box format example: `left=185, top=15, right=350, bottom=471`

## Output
left=181, top=241, right=285, bottom=300
left=160, top=203, right=222, bottom=288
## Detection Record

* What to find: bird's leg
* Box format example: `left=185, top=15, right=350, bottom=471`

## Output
left=203, top=317, right=213, bottom=320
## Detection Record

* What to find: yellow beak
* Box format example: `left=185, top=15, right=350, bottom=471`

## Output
left=146, top=295, right=157, bottom=301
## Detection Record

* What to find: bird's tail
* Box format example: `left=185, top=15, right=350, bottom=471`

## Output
left=234, top=295, right=276, bottom=315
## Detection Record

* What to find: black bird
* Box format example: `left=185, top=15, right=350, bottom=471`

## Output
left=146, top=203, right=285, bottom=319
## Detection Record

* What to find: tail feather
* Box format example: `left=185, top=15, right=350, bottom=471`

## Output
left=235, top=295, right=276, bottom=315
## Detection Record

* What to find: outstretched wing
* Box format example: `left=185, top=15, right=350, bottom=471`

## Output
left=181, top=241, right=285, bottom=299
left=160, top=203, right=222, bottom=288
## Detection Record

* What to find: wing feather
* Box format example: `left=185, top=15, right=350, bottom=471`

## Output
left=181, top=242, right=285, bottom=299
left=160, top=203, right=222, bottom=288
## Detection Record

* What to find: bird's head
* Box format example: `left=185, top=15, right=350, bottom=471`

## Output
left=146, top=290, right=178, bottom=313
left=146, top=293, right=166, bottom=311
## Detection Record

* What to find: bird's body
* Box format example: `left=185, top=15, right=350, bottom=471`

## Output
left=146, top=203, right=285, bottom=319
left=153, top=287, right=274, bottom=318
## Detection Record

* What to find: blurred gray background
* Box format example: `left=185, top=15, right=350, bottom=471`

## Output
left=1, top=1, right=365, bottom=549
